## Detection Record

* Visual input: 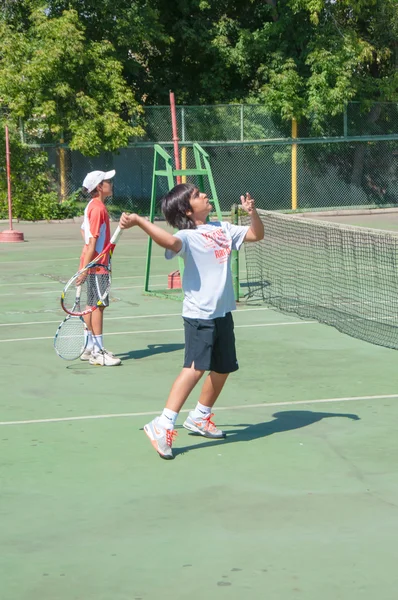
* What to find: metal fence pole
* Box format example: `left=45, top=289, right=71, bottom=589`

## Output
left=181, top=107, right=186, bottom=143
left=181, top=146, right=187, bottom=183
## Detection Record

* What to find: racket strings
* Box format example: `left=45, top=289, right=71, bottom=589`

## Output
left=63, top=278, right=89, bottom=314
left=54, top=316, right=88, bottom=361
left=61, top=266, right=111, bottom=315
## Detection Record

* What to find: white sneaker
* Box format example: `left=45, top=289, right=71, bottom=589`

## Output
left=102, top=348, right=116, bottom=357
left=80, top=348, right=93, bottom=361
left=89, top=349, right=121, bottom=366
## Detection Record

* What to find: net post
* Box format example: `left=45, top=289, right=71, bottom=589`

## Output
left=231, top=203, right=240, bottom=302
left=291, top=118, right=298, bottom=210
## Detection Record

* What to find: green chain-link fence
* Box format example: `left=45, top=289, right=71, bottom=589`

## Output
left=18, top=102, right=398, bottom=216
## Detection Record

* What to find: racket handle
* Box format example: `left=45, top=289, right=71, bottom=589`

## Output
left=110, top=226, right=122, bottom=244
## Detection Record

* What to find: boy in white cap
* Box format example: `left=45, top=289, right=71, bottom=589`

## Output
left=79, top=170, right=121, bottom=366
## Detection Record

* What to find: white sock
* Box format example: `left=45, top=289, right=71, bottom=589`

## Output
left=158, top=408, right=178, bottom=430
left=192, top=402, right=212, bottom=419
left=93, top=335, right=103, bottom=352
left=86, top=331, right=94, bottom=351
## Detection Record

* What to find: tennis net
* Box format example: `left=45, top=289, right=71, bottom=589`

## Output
left=241, top=210, right=398, bottom=349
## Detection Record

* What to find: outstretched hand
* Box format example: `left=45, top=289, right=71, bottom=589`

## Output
left=240, top=193, right=255, bottom=214
left=119, top=212, right=140, bottom=230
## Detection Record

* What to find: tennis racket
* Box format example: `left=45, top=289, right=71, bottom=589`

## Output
left=54, top=315, right=88, bottom=361
left=61, top=226, right=122, bottom=317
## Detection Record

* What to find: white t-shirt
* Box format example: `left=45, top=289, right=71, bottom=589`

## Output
left=165, top=221, right=249, bottom=319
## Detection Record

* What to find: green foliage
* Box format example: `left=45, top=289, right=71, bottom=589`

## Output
left=0, top=121, right=81, bottom=220
left=0, top=6, right=143, bottom=155
left=142, top=0, right=398, bottom=123
left=2, top=0, right=397, bottom=134
left=5, top=192, right=81, bottom=221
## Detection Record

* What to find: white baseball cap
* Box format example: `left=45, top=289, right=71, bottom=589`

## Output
left=82, top=170, right=115, bottom=193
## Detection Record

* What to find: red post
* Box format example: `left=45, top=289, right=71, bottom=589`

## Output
left=0, top=125, right=24, bottom=242
left=5, top=126, right=13, bottom=230
left=169, top=91, right=181, bottom=184
left=168, top=91, right=182, bottom=286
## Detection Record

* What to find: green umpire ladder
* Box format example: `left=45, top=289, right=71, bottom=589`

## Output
left=144, top=143, right=222, bottom=300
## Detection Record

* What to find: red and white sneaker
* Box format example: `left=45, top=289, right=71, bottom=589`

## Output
left=144, top=417, right=177, bottom=459
left=183, top=412, right=225, bottom=438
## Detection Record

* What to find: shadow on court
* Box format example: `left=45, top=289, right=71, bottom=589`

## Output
left=117, top=343, right=185, bottom=361
left=175, top=410, right=360, bottom=456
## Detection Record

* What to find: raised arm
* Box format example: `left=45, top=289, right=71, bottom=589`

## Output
left=240, top=194, right=264, bottom=242
left=119, top=213, right=182, bottom=253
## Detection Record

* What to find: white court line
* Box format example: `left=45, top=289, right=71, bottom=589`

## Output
left=0, top=320, right=314, bottom=343
left=0, top=255, right=164, bottom=265
left=0, top=307, right=270, bottom=328
left=0, top=281, right=60, bottom=287
left=0, top=313, right=182, bottom=327
left=0, top=284, right=166, bottom=297
left=0, top=393, right=396, bottom=426
left=0, top=274, right=181, bottom=287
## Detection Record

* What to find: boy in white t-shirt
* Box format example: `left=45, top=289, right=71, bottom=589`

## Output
left=119, top=183, right=264, bottom=459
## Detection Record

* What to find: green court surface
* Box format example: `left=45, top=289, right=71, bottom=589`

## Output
left=1, top=216, right=398, bottom=600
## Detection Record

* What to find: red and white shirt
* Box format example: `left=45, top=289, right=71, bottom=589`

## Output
left=79, top=198, right=110, bottom=269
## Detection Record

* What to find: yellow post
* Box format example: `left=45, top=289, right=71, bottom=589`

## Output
left=59, top=137, right=67, bottom=201
left=181, top=146, right=187, bottom=183
left=291, top=119, right=298, bottom=210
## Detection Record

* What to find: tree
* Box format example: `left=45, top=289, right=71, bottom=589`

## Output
left=84, top=0, right=395, bottom=115
left=201, top=0, right=398, bottom=121
left=0, top=6, right=143, bottom=154
left=1, top=1, right=397, bottom=146
left=44, top=0, right=171, bottom=102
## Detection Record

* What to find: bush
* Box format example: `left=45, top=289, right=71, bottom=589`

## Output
left=0, top=121, right=82, bottom=220
left=0, top=189, right=82, bottom=220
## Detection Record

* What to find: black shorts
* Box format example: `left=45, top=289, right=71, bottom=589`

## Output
left=183, top=312, right=238, bottom=374
left=86, top=273, right=110, bottom=308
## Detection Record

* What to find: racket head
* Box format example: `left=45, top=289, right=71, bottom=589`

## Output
left=60, top=264, right=111, bottom=316
left=60, top=226, right=121, bottom=317
left=54, top=316, right=88, bottom=361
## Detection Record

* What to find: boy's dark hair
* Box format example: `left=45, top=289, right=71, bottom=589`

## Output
left=89, top=187, right=100, bottom=198
left=82, top=184, right=100, bottom=198
left=161, top=183, right=197, bottom=230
